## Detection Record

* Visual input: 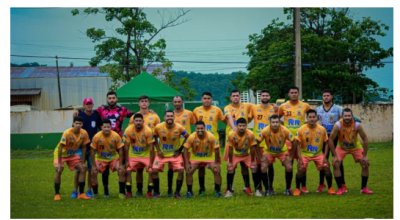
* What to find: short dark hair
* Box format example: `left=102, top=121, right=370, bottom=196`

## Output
left=322, top=89, right=333, bottom=96
left=107, top=91, right=117, bottom=97
left=73, top=116, right=83, bottom=123
left=269, top=114, right=280, bottom=121
left=288, top=86, right=299, bottom=92
left=306, top=109, right=317, bottom=117
left=101, top=118, right=111, bottom=126
left=139, top=95, right=149, bottom=101
left=165, top=110, right=174, bottom=115
left=134, top=113, right=143, bottom=120
left=342, top=108, right=353, bottom=115
left=237, top=117, right=247, bottom=125
left=195, top=121, right=205, bottom=127
left=202, top=92, right=212, bottom=98
left=260, top=89, right=270, bottom=95
left=230, top=89, right=240, bottom=96
left=173, top=95, right=183, bottom=101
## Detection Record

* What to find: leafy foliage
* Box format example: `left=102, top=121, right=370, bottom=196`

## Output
left=11, top=62, right=47, bottom=67
left=244, top=8, right=393, bottom=104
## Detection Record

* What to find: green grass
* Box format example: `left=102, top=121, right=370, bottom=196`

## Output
left=11, top=142, right=393, bottom=218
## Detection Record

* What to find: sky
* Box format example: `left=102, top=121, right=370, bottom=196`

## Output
left=10, top=7, right=393, bottom=94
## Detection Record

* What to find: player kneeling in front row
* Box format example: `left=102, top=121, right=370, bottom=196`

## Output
left=256, top=114, right=295, bottom=196
left=90, top=119, right=126, bottom=199
left=329, top=108, right=373, bottom=195
left=123, top=113, right=155, bottom=198
left=287, top=109, right=337, bottom=196
left=183, top=121, right=222, bottom=198
left=225, top=118, right=258, bottom=197
left=151, top=110, right=189, bottom=199
left=54, top=116, right=91, bottom=200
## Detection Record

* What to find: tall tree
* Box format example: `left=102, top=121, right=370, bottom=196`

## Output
left=71, top=7, right=191, bottom=91
left=244, top=8, right=393, bottom=104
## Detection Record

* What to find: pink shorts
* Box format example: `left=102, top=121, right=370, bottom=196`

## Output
left=286, top=141, right=298, bottom=160
left=255, top=148, right=264, bottom=164
left=54, top=155, right=81, bottom=171
left=190, top=160, right=215, bottom=168
left=95, top=159, right=119, bottom=173
left=153, top=156, right=184, bottom=171
left=229, top=155, right=252, bottom=170
left=126, top=157, right=151, bottom=172
left=168, top=153, right=191, bottom=170
left=336, top=147, right=364, bottom=163
left=264, top=153, right=288, bottom=164
left=301, top=154, right=325, bottom=172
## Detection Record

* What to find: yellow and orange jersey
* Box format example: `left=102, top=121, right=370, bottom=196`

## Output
left=193, top=106, right=225, bottom=141
left=54, top=128, right=90, bottom=159
left=91, top=130, right=124, bottom=162
left=249, top=104, right=277, bottom=147
left=278, top=101, right=312, bottom=137
left=257, top=125, right=294, bottom=155
left=174, top=109, right=197, bottom=145
left=224, top=103, right=254, bottom=141
left=295, top=124, right=328, bottom=157
left=184, top=131, right=219, bottom=161
left=153, top=122, right=187, bottom=157
left=123, top=124, right=155, bottom=158
left=227, top=129, right=257, bottom=157
left=336, top=119, right=363, bottom=151
left=129, top=112, right=160, bottom=132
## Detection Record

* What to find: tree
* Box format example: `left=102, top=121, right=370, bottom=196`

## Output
left=11, top=62, right=47, bottom=67
left=71, top=7, right=191, bottom=92
left=244, top=8, right=393, bottom=104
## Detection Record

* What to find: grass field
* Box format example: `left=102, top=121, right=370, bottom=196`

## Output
left=11, top=142, right=393, bottom=218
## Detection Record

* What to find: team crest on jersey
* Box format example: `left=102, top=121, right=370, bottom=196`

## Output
left=317, top=130, right=321, bottom=135
left=305, top=131, right=309, bottom=135
left=350, top=134, right=354, bottom=139
left=211, top=110, right=215, bottom=113
left=329, top=115, right=334, bottom=121
left=278, top=139, right=282, bottom=145
left=162, top=130, right=166, bottom=134
left=141, top=139, right=145, bottom=144
left=121, top=139, right=125, bottom=143
left=109, top=144, right=114, bottom=149
left=269, top=133, right=272, bottom=137
left=199, top=110, right=203, bottom=113
left=99, top=139, right=103, bottom=143
left=342, top=129, right=346, bottom=132
left=297, top=110, right=302, bottom=116
left=205, top=145, right=209, bottom=150
left=234, top=136, right=238, bottom=141
left=62, top=137, right=66, bottom=142
left=149, top=117, right=153, bottom=120
left=225, top=110, right=229, bottom=114
left=183, top=114, right=187, bottom=117
left=209, top=116, right=214, bottom=121
left=147, top=123, right=151, bottom=127
left=270, top=109, right=274, bottom=113
left=78, top=142, right=82, bottom=146
left=244, top=141, right=248, bottom=146
left=257, top=108, right=261, bottom=112
left=155, top=161, right=159, bottom=165
left=182, top=120, right=186, bottom=125
left=91, top=121, right=96, bottom=128
left=172, top=137, right=176, bottom=141
left=111, top=138, right=115, bottom=142
left=215, top=140, right=218, bottom=145
left=241, top=112, right=245, bottom=116
left=286, top=105, right=290, bottom=109
left=142, top=133, right=145, bottom=137
left=298, top=105, right=302, bottom=108
left=195, top=140, right=199, bottom=144
left=315, top=137, right=320, bottom=143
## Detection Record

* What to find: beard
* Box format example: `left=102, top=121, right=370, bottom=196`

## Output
left=261, top=99, right=270, bottom=104
left=108, top=102, right=117, bottom=108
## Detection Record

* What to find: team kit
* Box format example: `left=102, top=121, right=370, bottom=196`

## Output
left=53, top=87, right=373, bottom=200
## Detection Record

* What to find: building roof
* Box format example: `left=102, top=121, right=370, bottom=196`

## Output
left=11, top=89, right=42, bottom=95
left=10, top=65, right=167, bottom=79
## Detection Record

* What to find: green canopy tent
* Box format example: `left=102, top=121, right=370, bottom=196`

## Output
left=116, top=71, right=182, bottom=103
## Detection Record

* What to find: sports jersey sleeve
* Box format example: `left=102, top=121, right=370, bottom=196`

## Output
left=129, top=115, right=134, bottom=124
left=146, top=129, right=155, bottom=144
left=153, top=126, right=160, bottom=137
left=257, top=129, right=266, bottom=143
left=224, top=106, right=231, bottom=116
left=116, top=135, right=124, bottom=149
left=90, top=135, right=98, bottom=149
left=323, top=129, right=329, bottom=142
left=218, top=108, right=225, bottom=121
left=82, top=131, right=91, bottom=145
left=155, top=115, right=161, bottom=125
left=179, top=126, right=188, bottom=136
left=278, top=105, right=284, bottom=117
left=305, top=103, right=312, bottom=112
left=284, top=128, right=294, bottom=142
left=184, top=135, right=194, bottom=149
left=123, top=127, right=131, bottom=144
left=249, top=133, right=257, bottom=146
left=226, top=132, right=234, bottom=147
left=211, top=136, right=219, bottom=149
left=59, top=131, right=68, bottom=145
left=295, top=129, right=302, bottom=142
left=190, top=112, right=197, bottom=124
left=95, top=106, right=104, bottom=114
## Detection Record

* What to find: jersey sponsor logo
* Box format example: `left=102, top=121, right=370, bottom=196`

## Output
left=317, top=130, right=321, bottom=135
left=162, top=144, right=174, bottom=151
left=132, top=146, right=145, bottom=153
left=206, top=125, right=212, bottom=131
left=149, top=117, right=153, bottom=120
left=183, top=114, right=187, bottom=117
left=286, top=105, right=290, bottom=109
left=257, top=108, right=261, bottom=112
left=162, top=130, right=166, bottom=134
left=288, top=119, right=300, bottom=127
left=196, top=152, right=209, bottom=157
left=342, top=141, right=355, bottom=149
left=100, top=152, right=113, bottom=159
left=306, top=145, right=318, bottom=155
left=268, top=146, right=282, bottom=152
left=305, top=130, right=309, bottom=135
left=211, top=110, right=215, bottom=113
left=235, top=148, right=247, bottom=155
left=111, top=138, right=115, bottom=142
left=258, top=123, right=266, bottom=130
left=99, top=139, right=103, bottom=143
left=298, top=105, right=302, bottom=108
left=270, top=109, right=274, bottom=113
left=195, top=140, right=199, bottom=144
left=199, top=110, right=203, bottom=113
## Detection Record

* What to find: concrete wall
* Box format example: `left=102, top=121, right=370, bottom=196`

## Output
left=10, top=104, right=393, bottom=150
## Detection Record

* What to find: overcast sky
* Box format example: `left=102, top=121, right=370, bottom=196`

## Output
left=10, top=7, right=393, bottom=92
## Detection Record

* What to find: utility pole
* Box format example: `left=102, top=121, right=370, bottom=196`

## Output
left=55, top=56, right=62, bottom=108
left=293, top=8, right=302, bottom=100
